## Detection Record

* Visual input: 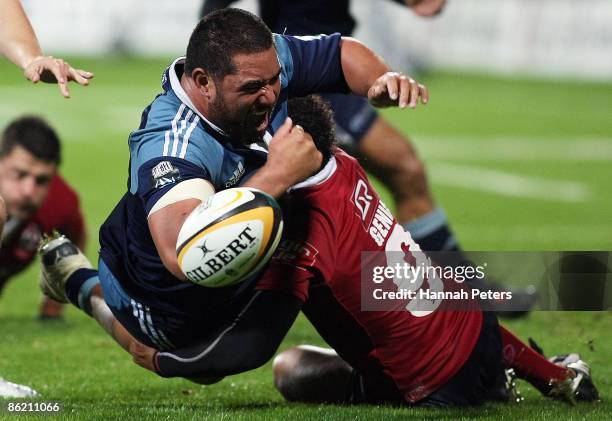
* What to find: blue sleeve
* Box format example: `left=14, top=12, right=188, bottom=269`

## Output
left=275, top=33, right=350, bottom=97
left=137, top=157, right=212, bottom=215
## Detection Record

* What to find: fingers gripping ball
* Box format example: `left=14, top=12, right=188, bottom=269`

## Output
left=176, top=188, right=283, bottom=287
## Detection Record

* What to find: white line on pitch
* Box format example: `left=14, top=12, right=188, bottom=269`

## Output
left=416, top=137, right=612, bottom=161
left=430, top=162, right=591, bottom=202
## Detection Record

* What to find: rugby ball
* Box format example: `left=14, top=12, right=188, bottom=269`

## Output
left=176, top=187, right=283, bottom=287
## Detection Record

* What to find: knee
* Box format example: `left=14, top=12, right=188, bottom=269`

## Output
left=393, top=151, right=427, bottom=187
left=272, top=347, right=303, bottom=400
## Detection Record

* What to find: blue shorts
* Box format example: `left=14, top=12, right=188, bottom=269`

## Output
left=321, top=93, right=378, bottom=146
left=98, top=258, right=256, bottom=350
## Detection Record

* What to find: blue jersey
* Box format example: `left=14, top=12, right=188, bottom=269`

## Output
left=99, top=33, right=349, bottom=314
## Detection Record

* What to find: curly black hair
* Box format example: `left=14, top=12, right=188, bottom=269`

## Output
left=287, top=95, right=337, bottom=168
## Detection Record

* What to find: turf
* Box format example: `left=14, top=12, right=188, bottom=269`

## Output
left=0, top=56, right=610, bottom=420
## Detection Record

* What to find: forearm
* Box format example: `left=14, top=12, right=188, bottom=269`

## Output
left=340, top=37, right=391, bottom=97
left=155, top=291, right=301, bottom=378
left=0, top=0, right=43, bottom=69
left=89, top=284, right=135, bottom=353
left=242, top=168, right=289, bottom=199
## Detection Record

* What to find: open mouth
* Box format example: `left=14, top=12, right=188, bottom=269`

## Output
left=252, top=110, right=270, bottom=133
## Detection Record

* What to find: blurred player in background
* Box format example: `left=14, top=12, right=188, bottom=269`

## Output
left=0, top=117, right=86, bottom=397
left=0, top=0, right=92, bottom=399
left=0, top=116, right=86, bottom=318
left=0, top=0, right=94, bottom=97
left=201, top=0, right=537, bottom=314
left=0, top=0, right=92, bottom=239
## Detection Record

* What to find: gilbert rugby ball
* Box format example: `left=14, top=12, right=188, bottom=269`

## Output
left=176, top=187, right=283, bottom=287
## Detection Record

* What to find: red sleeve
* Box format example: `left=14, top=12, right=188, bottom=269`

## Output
left=256, top=257, right=311, bottom=303
left=256, top=199, right=338, bottom=303
left=38, top=175, right=87, bottom=249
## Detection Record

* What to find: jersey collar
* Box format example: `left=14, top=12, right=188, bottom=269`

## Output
left=168, top=57, right=227, bottom=137
left=288, top=156, right=337, bottom=192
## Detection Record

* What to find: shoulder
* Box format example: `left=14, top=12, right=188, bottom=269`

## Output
left=274, top=34, right=294, bottom=86
left=34, top=175, right=83, bottom=230
left=131, top=91, right=213, bottom=159
left=128, top=96, right=225, bottom=193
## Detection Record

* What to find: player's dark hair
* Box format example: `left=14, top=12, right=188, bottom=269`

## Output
left=185, top=8, right=274, bottom=80
left=287, top=95, right=337, bottom=167
left=0, top=116, right=62, bottom=165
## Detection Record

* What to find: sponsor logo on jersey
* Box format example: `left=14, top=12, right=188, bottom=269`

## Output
left=353, top=179, right=373, bottom=223
left=151, top=161, right=181, bottom=189
left=272, top=239, right=319, bottom=267
left=185, top=225, right=257, bottom=283
left=351, top=177, right=394, bottom=246
left=368, top=201, right=394, bottom=247
left=225, top=161, right=245, bottom=188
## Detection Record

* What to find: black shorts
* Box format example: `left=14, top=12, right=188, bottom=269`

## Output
left=98, top=257, right=257, bottom=350
left=349, top=312, right=504, bottom=407
left=321, top=93, right=378, bottom=147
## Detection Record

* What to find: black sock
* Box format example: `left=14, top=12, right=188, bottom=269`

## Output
left=65, top=268, right=99, bottom=316
left=402, top=208, right=470, bottom=268
left=402, top=208, right=461, bottom=252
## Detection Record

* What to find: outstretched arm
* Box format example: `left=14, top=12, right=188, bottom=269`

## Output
left=0, top=0, right=93, bottom=97
left=339, top=37, right=429, bottom=109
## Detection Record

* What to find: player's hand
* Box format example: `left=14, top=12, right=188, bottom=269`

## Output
left=246, top=117, right=323, bottom=197
left=130, top=340, right=159, bottom=373
left=406, top=0, right=446, bottom=17
left=23, top=56, right=94, bottom=98
left=368, top=72, right=428, bottom=109
left=268, top=117, right=323, bottom=187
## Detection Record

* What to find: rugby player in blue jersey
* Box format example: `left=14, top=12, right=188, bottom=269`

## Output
left=38, top=8, right=428, bottom=373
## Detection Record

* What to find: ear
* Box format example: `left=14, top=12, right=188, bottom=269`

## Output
left=191, top=68, right=215, bottom=100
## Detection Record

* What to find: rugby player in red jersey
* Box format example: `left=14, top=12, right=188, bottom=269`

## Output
left=0, top=116, right=86, bottom=319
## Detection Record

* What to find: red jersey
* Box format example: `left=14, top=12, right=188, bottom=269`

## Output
left=258, top=150, right=482, bottom=403
left=0, top=175, right=85, bottom=285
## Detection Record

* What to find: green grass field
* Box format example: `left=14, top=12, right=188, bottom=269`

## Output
left=0, top=57, right=611, bottom=420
